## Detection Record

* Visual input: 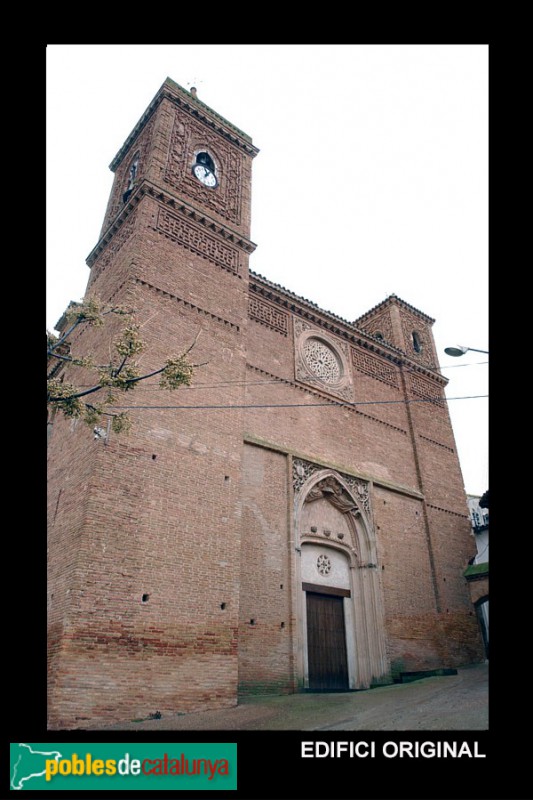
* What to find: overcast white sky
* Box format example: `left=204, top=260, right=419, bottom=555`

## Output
left=46, top=44, right=488, bottom=497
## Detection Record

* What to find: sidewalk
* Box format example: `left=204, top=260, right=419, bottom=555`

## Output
left=95, top=662, right=488, bottom=731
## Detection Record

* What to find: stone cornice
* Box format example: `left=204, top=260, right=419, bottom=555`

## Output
left=243, top=434, right=425, bottom=501
left=86, top=180, right=257, bottom=267
left=249, top=273, right=447, bottom=387
left=110, top=78, right=259, bottom=172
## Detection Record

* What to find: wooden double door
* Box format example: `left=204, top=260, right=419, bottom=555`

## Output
left=306, top=590, right=349, bottom=691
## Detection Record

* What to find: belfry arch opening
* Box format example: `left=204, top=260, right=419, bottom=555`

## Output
left=294, top=470, right=389, bottom=691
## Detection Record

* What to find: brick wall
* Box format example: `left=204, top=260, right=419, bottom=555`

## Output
left=239, top=444, right=294, bottom=694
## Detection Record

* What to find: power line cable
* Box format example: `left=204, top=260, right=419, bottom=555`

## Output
left=108, top=394, right=488, bottom=411
left=72, top=360, right=488, bottom=391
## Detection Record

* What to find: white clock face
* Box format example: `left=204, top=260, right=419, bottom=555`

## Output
left=193, top=163, right=217, bottom=188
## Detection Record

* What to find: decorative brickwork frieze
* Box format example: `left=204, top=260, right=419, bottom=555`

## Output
left=350, top=348, right=400, bottom=389
left=359, top=309, right=394, bottom=344
left=409, top=373, right=446, bottom=407
left=426, top=503, right=469, bottom=520
left=419, top=434, right=454, bottom=453
left=353, top=409, right=408, bottom=435
left=249, top=295, right=289, bottom=335
left=164, top=106, right=243, bottom=225
left=156, top=207, right=240, bottom=274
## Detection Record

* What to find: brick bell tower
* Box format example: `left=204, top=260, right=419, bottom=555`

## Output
left=47, top=79, right=259, bottom=728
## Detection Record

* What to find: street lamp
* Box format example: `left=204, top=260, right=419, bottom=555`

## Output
left=444, top=345, right=489, bottom=357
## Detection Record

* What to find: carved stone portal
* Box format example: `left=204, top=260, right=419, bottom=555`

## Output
left=294, top=468, right=389, bottom=690
left=305, top=475, right=361, bottom=518
left=293, top=459, right=371, bottom=518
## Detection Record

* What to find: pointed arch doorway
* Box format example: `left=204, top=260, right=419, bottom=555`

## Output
left=294, top=468, right=389, bottom=691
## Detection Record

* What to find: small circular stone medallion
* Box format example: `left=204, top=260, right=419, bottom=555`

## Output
left=316, top=554, right=332, bottom=576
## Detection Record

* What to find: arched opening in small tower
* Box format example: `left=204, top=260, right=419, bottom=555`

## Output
left=412, top=331, right=423, bottom=353
left=123, top=154, right=139, bottom=203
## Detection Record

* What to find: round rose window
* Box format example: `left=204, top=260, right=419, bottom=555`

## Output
left=303, top=338, right=342, bottom=384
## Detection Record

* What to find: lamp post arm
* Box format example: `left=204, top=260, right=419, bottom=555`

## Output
left=444, top=345, right=489, bottom=357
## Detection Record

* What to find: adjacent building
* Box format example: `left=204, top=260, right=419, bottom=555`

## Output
left=465, top=493, right=489, bottom=658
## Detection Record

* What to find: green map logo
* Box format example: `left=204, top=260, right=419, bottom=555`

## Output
left=11, top=744, right=63, bottom=790
left=9, top=742, right=237, bottom=790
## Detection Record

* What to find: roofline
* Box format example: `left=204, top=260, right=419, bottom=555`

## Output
left=249, top=271, right=447, bottom=384
left=109, top=78, right=259, bottom=172
left=354, top=293, right=436, bottom=326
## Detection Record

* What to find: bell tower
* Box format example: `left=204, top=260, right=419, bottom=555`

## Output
left=47, top=79, right=259, bottom=728
left=87, top=77, right=258, bottom=307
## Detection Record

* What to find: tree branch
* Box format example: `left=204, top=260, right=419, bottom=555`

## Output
left=113, top=355, right=129, bottom=377
left=122, top=366, right=165, bottom=385
left=49, top=384, right=105, bottom=402
left=85, top=403, right=119, bottom=419
left=47, top=351, right=74, bottom=363
left=48, top=318, right=83, bottom=352
left=49, top=365, right=166, bottom=401
left=183, top=328, right=202, bottom=356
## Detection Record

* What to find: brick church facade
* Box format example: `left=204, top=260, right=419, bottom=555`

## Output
left=47, top=78, right=484, bottom=729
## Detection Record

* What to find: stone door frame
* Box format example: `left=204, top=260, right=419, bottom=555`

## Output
left=293, top=468, right=389, bottom=690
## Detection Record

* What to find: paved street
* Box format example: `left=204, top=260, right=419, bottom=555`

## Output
left=95, top=662, right=488, bottom=731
